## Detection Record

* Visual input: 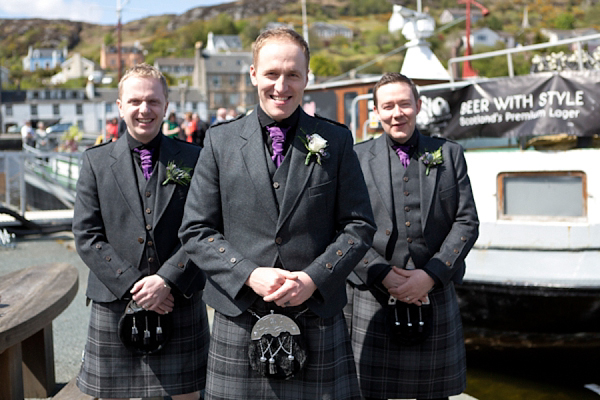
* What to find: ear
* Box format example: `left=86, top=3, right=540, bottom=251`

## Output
left=415, top=98, right=422, bottom=115
left=116, top=99, right=123, bottom=118
left=249, top=64, right=258, bottom=87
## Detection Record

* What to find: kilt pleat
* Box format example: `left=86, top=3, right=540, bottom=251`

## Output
left=344, top=282, right=466, bottom=399
left=76, top=294, right=210, bottom=398
left=206, top=302, right=361, bottom=400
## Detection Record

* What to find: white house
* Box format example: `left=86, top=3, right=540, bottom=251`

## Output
left=311, top=22, right=353, bottom=40
left=540, top=28, right=600, bottom=52
left=440, top=8, right=485, bottom=25
left=204, top=32, right=243, bottom=54
left=463, top=27, right=514, bottom=49
left=22, top=46, right=68, bottom=72
left=51, top=53, right=100, bottom=85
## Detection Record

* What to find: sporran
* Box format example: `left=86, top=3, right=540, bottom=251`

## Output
left=118, top=299, right=173, bottom=355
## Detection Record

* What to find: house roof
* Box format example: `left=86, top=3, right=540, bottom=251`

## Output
left=212, top=35, right=243, bottom=51
left=203, top=53, right=252, bottom=74
left=154, top=58, right=195, bottom=67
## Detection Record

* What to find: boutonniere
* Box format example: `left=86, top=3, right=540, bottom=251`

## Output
left=419, top=147, right=443, bottom=176
left=162, top=161, right=192, bottom=186
left=299, top=132, right=330, bottom=165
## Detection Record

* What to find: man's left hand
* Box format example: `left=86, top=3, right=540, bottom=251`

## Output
left=388, top=268, right=434, bottom=305
left=263, top=272, right=317, bottom=307
left=131, top=275, right=174, bottom=314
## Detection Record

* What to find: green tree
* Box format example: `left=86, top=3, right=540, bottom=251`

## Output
left=104, top=33, right=115, bottom=46
left=553, top=12, right=575, bottom=30
left=310, top=53, right=341, bottom=77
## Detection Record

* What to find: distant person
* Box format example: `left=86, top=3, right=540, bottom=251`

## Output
left=21, top=120, right=34, bottom=147
left=226, top=108, right=237, bottom=120
left=106, top=117, right=118, bottom=142
left=213, top=107, right=227, bottom=125
left=163, top=111, right=181, bottom=139
left=344, top=72, right=479, bottom=400
left=72, top=63, right=210, bottom=400
left=35, top=121, right=50, bottom=150
left=183, top=112, right=196, bottom=143
left=192, top=112, right=209, bottom=147
left=179, top=26, right=375, bottom=400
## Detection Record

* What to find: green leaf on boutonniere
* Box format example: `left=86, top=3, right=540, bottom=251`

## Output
left=162, top=161, right=192, bottom=186
left=298, top=130, right=330, bottom=165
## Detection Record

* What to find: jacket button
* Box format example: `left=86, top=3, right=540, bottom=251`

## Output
left=363, top=258, right=369, bottom=264
left=146, top=208, right=152, bottom=214
left=273, top=182, right=280, bottom=189
left=178, top=262, right=185, bottom=268
left=208, top=237, right=214, bottom=242
left=275, top=237, right=283, bottom=244
left=145, top=191, right=151, bottom=197
left=461, top=236, right=467, bottom=242
left=219, top=247, right=225, bottom=253
left=116, top=268, right=122, bottom=274
left=95, top=243, right=102, bottom=249
left=385, top=229, right=391, bottom=236
left=147, top=241, right=153, bottom=246
left=446, top=261, right=452, bottom=266
left=404, top=191, right=409, bottom=196
left=230, top=257, right=237, bottom=263
left=348, top=239, right=354, bottom=245
left=138, top=237, right=144, bottom=243
left=454, top=249, right=459, bottom=254
left=407, top=237, right=413, bottom=243
left=404, top=206, right=410, bottom=212
left=326, top=263, right=333, bottom=269
left=105, top=256, right=111, bottom=261
left=148, top=257, right=154, bottom=263
left=403, top=176, right=409, bottom=182
left=336, top=250, right=343, bottom=256
left=405, top=221, right=411, bottom=227
left=146, top=224, right=152, bottom=231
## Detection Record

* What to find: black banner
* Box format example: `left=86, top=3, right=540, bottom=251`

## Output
left=417, top=70, right=600, bottom=139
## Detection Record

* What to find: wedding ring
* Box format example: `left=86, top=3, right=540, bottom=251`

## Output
left=406, top=297, right=410, bottom=301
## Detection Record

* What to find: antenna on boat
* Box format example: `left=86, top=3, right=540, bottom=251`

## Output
left=457, top=0, right=490, bottom=78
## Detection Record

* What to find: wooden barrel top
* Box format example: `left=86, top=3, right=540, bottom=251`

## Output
left=0, top=262, right=78, bottom=353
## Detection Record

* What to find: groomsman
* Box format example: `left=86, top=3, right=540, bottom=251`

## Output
left=180, top=27, right=375, bottom=400
left=73, top=63, right=209, bottom=399
left=345, top=72, right=479, bottom=400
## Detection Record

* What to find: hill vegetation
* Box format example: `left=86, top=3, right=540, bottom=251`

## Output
left=1, top=0, right=600, bottom=89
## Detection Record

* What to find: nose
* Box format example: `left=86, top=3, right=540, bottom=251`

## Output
left=392, top=104, right=404, bottom=118
left=274, top=75, right=287, bottom=93
left=139, top=101, right=149, bottom=113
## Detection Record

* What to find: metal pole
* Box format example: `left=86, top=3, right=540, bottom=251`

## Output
left=507, top=52, right=514, bottom=77
left=19, top=154, right=26, bottom=216
left=302, top=0, right=309, bottom=48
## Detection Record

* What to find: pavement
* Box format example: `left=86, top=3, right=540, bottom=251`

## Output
left=0, top=233, right=475, bottom=400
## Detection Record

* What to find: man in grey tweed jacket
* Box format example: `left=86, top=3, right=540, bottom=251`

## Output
left=345, top=73, right=479, bottom=400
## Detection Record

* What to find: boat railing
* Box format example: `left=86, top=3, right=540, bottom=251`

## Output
left=0, top=148, right=82, bottom=217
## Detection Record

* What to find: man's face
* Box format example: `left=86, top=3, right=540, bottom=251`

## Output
left=374, top=82, right=421, bottom=144
left=117, top=76, right=168, bottom=143
left=250, top=39, right=308, bottom=122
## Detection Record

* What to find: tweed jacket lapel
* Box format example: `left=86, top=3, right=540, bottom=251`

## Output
left=110, top=135, right=144, bottom=226
left=153, top=136, right=180, bottom=224
left=277, top=110, right=317, bottom=231
left=367, top=134, right=394, bottom=221
left=240, top=111, right=279, bottom=225
left=417, top=132, right=439, bottom=230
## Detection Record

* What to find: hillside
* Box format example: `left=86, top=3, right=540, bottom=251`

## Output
left=1, top=0, right=600, bottom=87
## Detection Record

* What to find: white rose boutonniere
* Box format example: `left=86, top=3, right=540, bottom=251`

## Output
left=162, top=161, right=192, bottom=186
left=299, top=133, right=330, bottom=165
left=418, top=146, right=443, bottom=176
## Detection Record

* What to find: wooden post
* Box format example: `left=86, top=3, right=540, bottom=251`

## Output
left=22, top=325, right=56, bottom=398
left=0, top=344, right=24, bottom=400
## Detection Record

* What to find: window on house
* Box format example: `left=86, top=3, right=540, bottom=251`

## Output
left=229, top=75, right=237, bottom=87
left=31, top=104, right=38, bottom=116
left=212, top=76, right=222, bottom=89
left=497, top=171, right=587, bottom=219
left=105, top=103, right=113, bottom=113
left=76, top=104, right=83, bottom=115
left=6, top=105, right=13, bottom=116
left=77, top=120, right=84, bottom=130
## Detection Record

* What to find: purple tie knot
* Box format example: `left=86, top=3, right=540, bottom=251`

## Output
left=266, top=125, right=290, bottom=168
left=134, top=147, right=154, bottom=180
left=392, top=144, right=411, bottom=169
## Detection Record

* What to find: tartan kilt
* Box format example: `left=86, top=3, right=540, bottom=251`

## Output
left=76, top=294, right=210, bottom=398
left=206, top=300, right=361, bottom=400
left=344, top=281, right=466, bottom=399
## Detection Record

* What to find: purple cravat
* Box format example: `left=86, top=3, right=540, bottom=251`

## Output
left=266, top=125, right=290, bottom=168
left=134, top=147, right=154, bottom=180
left=392, top=144, right=411, bottom=169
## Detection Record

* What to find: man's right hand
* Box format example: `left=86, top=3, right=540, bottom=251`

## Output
left=382, top=266, right=408, bottom=290
left=245, top=267, right=297, bottom=298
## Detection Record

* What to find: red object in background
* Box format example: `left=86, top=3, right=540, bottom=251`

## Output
left=458, top=0, right=490, bottom=78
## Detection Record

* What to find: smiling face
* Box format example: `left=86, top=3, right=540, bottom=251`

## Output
left=117, top=76, right=168, bottom=143
left=373, top=82, right=421, bottom=144
left=250, top=39, right=309, bottom=122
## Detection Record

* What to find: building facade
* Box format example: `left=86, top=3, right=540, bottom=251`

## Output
left=22, top=46, right=68, bottom=72
left=100, top=43, right=145, bottom=71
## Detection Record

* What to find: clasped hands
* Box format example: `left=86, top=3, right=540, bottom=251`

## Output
left=131, top=274, right=174, bottom=315
left=246, top=267, right=317, bottom=307
left=382, top=266, right=434, bottom=305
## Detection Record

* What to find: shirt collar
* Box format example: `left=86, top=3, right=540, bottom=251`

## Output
left=386, top=129, right=419, bottom=149
left=258, top=106, right=301, bottom=130
left=127, top=131, right=162, bottom=151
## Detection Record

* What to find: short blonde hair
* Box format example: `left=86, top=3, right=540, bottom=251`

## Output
left=118, top=63, right=168, bottom=100
left=252, top=27, right=310, bottom=70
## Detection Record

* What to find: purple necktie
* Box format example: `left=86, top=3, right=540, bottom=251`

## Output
left=266, top=125, right=290, bottom=168
left=134, top=147, right=154, bottom=180
left=392, top=144, right=411, bottom=169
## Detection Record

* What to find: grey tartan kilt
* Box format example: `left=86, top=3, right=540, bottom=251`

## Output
left=344, top=281, right=466, bottom=399
left=76, top=294, right=210, bottom=398
left=206, top=300, right=361, bottom=400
